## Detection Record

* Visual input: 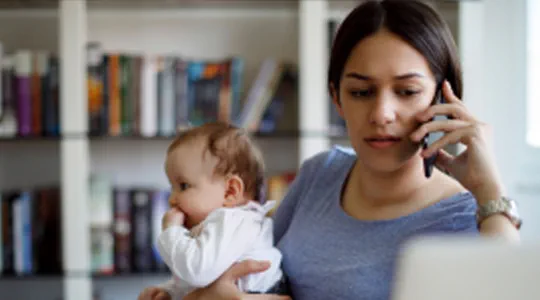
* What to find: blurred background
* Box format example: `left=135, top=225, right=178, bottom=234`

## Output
left=0, top=0, right=537, bottom=299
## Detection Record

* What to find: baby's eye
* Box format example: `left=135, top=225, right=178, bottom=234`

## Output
left=179, top=182, right=190, bottom=191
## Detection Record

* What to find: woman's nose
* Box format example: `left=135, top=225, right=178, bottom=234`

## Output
left=369, top=96, right=397, bottom=126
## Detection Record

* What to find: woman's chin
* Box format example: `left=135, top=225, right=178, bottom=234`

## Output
left=357, top=151, right=418, bottom=174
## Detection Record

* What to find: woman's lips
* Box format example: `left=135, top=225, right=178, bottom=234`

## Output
left=364, top=137, right=402, bottom=149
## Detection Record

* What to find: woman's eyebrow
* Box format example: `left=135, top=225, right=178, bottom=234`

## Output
left=344, top=72, right=371, bottom=81
left=344, top=72, right=425, bottom=81
left=394, top=72, right=425, bottom=80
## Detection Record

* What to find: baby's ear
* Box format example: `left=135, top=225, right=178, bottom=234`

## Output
left=224, top=175, right=245, bottom=207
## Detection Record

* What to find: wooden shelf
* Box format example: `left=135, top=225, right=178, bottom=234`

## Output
left=92, top=271, right=170, bottom=279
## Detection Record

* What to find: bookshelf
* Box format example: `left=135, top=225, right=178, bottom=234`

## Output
left=0, top=1, right=462, bottom=300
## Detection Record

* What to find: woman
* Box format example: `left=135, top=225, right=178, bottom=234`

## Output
left=139, top=0, right=521, bottom=299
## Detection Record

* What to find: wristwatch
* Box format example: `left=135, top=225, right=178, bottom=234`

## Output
left=476, top=196, right=523, bottom=230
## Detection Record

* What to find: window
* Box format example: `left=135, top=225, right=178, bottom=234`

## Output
left=526, top=0, right=540, bottom=147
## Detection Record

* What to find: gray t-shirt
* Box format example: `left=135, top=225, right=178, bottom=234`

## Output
left=273, top=146, right=478, bottom=300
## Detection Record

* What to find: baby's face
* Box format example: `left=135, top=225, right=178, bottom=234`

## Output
left=165, top=137, right=227, bottom=229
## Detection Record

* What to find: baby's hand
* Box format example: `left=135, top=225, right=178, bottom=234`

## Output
left=162, top=208, right=185, bottom=230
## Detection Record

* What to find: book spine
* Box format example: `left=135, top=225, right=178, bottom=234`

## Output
left=160, top=57, right=175, bottom=136
left=48, top=56, right=60, bottom=136
left=0, top=56, right=16, bottom=137
left=156, top=56, right=164, bottom=135
left=108, top=54, right=121, bottom=136
left=21, top=192, right=32, bottom=274
left=31, top=52, right=44, bottom=136
left=0, top=193, right=2, bottom=273
left=113, top=188, right=132, bottom=273
left=120, top=55, right=132, bottom=135
left=140, top=55, right=157, bottom=137
left=151, top=190, right=169, bottom=272
left=230, top=58, right=244, bottom=124
left=131, top=190, right=153, bottom=272
left=14, top=50, right=32, bottom=136
left=101, top=55, right=110, bottom=135
left=0, top=42, right=3, bottom=119
left=2, top=194, right=14, bottom=275
left=132, top=56, right=142, bottom=136
left=87, top=43, right=104, bottom=135
left=12, top=194, right=22, bottom=274
left=174, top=58, right=189, bottom=131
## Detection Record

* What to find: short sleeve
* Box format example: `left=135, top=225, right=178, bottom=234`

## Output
left=272, top=151, right=329, bottom=243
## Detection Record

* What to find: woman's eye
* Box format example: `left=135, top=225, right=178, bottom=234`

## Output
left=179, top=182, right=190, bottom=191
left=349, top=89, right=373, bottom=98
left=397, top=89, right=421, bottom=97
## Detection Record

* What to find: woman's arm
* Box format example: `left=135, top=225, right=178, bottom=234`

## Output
left=137, top=261, right=290, bottom=300
left=411, top=80, right=521, bottom=243
left=183, top=260, right=291, bottom=300
left=473, top=185, right=521, bottom=242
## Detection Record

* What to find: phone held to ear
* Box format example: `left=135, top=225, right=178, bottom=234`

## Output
left=422, top=84, right=448, bottom=178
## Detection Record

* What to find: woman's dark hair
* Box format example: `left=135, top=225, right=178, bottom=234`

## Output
left=328, top=0, right=462, bottom=99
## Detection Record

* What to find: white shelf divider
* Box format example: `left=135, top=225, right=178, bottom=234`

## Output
left=59, top=1, right=92, bottom=300
left=298, top=0, right=330, bottom=165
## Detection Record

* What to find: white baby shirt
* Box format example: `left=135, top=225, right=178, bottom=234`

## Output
left=157, top=200, right=283, bottom=299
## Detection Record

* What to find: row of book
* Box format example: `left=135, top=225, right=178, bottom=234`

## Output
left=89, top=171, right=296, bottom=275
left=0, top=44, right=299, bottom=139
left=90, top=179, right=170, bottom=274
left=0, top=170, right=296, bottom=277
left=86, top=43, right=299, bottom=137
left=0, top=22, right=349, bottom=140
left=0, top=187, right=62, bottom=276
left=0, top=47, right=60, bottom=138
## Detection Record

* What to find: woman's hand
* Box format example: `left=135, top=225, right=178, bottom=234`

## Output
left=137, top=287, right=171, bottom=300
left=410, top=80, right=504, bottom=204
left=184, top=260, right=291, bottom=300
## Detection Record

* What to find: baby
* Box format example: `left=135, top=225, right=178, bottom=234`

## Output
left=155, top=121, right=287, bottom=299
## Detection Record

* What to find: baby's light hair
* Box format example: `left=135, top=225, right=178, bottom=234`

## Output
left=167, top=121, right=266, bottom=203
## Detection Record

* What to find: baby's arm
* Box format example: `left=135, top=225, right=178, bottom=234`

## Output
left=156, top=278, right=185, bottom=299
left=157, top=209, right=261, bottom=288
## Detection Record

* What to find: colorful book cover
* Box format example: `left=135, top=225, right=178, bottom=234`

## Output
left=87, top=43, right=104, bottom=135
left=108, top=54, right=121, bottom=136
left=187, top=61, right=223, bottom=126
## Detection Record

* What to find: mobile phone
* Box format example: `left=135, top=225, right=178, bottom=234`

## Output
left=422, top=84, right=447, bottom=178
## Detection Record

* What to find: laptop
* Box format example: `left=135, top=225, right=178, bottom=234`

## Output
left=391, top=236, right=540, bottom=300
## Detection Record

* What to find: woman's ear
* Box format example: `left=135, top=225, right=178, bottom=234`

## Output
left=330, top=83, right=345, bottom=118
left=224, top=175, right=245, bottom=207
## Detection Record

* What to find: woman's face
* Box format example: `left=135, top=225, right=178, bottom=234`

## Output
left=333, top=28, right=438, bottom=173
